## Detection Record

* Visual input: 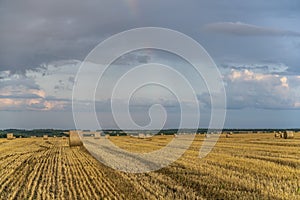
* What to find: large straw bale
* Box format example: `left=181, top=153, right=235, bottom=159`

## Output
left=69, top=130, right=83, bottom=147
left=284, top=131, right=294, bottom=139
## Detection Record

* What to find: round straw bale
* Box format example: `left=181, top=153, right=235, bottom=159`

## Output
left=7, top=133, right=14, bottom=140
left=284, top=131, right=294, bottom=139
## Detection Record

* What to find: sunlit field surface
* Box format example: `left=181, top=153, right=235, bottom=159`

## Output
left=0, top=133, right=299, bottom=200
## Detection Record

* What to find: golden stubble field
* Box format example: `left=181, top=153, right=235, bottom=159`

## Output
left=0, top=133, right=299, bottom=200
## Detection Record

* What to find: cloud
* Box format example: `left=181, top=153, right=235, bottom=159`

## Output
left=220, top=62, right=289, bottom=74
left=0, top=93, right=42, bottom=99
left=27, top=60, right=80, bottom=99
left=203, top=22, right=300, bottom=37
left=1, top=0, right=300, bottom=128
left=0, top=59, right=184, bottom=112
left=224, top=69, right=300, bottom=109
left=198, top=68, right=300, bottom=110
left=0, top=0, right=137, bottom=72
left=0, top=64, right=73, bottom=111
left=0, top=86, right=71, bottom=111
left=1, top=0, right=300, bottom=76
left=0, top=97, right=68, bottom=112
left=0, top=72, right=40, bottom=90
left=2, top=59, right=300, bottom=113
left=113, top=51, right=152, bottom=66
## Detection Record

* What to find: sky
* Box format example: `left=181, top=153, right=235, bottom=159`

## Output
left=0, top=0, right=300, bottom=129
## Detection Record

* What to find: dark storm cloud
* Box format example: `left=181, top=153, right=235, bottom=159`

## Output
left=0, top=0, right=138, bottom=72
left=1, top=0, right=300, bottom=73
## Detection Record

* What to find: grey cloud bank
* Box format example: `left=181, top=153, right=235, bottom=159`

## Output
left=0, top=0, right=300, bottom=129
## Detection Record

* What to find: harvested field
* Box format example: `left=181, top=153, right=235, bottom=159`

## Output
left=0, top=133, right=299, bottom=199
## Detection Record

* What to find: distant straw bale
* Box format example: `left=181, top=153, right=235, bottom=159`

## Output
left=274, top=133, right=280, bottom=138
left=43, top=135, right=48, bottom=140
left=279, top=132, right=284, bottom=138
left=7, top=133, right=14, bottom=140
left=94, top=132, right=101, bottom=139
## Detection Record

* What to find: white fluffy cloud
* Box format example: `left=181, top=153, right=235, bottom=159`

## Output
left=2, top=60, right=300, bottom=113
left=224, top=69, right=300, bottom=109
left=0, top=61, right=79, bottom=111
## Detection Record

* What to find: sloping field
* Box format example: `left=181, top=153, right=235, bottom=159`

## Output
left=0, top=133, right=299, bottom=200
